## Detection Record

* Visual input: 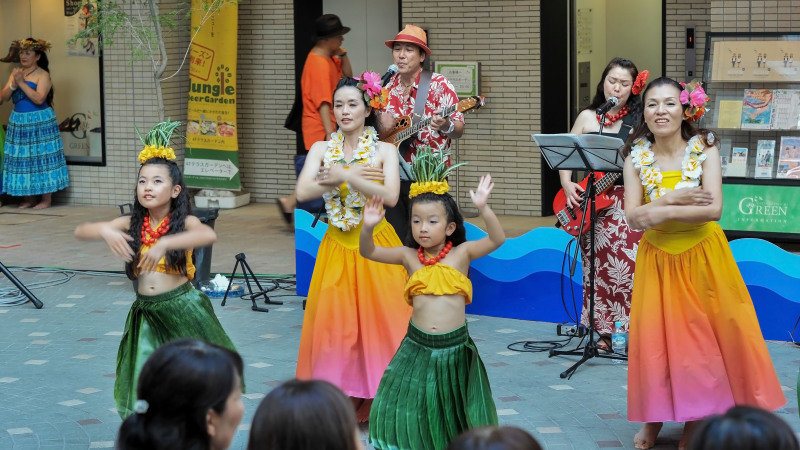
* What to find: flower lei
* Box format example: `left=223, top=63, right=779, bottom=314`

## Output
left=680, top=79, right=709, bottom=122
left=321, top=126, right=378, bottom=231
left=631, top=70, right=649, bottom=96
left=355, top=71, right=389, bottom=109
left=136, top=119, right=181, bottom=163
left=15, top=38, right=51, bottom=53
left=630, top=135, right=708, bottom=201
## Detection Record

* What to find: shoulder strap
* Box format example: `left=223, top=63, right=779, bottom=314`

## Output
left=413, top=70, right=433, bottom=118
left=618, top=112, right=636, bottom=142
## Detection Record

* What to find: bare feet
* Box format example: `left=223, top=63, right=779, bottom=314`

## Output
left=678, top=420, right=699, bottom=450
left=33, top=194, right=52, bottom=210
left=355, top=398, right=373, bottom=423
left=18, top=202, right=33, bottom=209
left=634, top=422, right=663, bottom=449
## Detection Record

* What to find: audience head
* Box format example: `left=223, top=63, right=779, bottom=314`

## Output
left=687, top=405, right=799, bottom=450
left=247, top=379, right=363, bottom=450
left=117, top=339, right=245, bottom=450
left=447, top=426, right=543, bottom=450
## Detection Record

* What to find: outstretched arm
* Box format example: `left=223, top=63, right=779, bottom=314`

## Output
left=462, top=174, right=505, bottom=261
left=75, top=215, right=135, bottom=262
left=359, top=195, right=410, bottom=265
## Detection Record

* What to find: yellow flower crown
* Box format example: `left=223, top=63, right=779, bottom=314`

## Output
left=16, top=38, right=51, bottom=53
left=408, top=146, right=467, bottom=198
left=136, top=120, right=181, bottom=163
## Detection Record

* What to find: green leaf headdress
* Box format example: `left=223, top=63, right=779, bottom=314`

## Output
left=136, top=119, right=182, bottom=163
left=409, top=146, right=467, bottom=198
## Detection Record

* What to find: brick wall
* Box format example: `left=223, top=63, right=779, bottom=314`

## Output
left=64, top=1, right=797, bottom=215
left=399, top=1, right=542, bottom=216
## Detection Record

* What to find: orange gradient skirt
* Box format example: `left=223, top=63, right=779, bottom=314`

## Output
left=296, top=219, right=412, bottom=399
left=628, top=221, right=785, bottom=422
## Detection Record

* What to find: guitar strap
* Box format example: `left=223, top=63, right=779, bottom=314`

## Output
left=398, top=69, right=433, bottom=181
left=618, top=113, right=635, bottom=142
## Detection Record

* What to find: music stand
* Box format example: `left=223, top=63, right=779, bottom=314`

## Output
left=220, top=253, right=283, bottom=313
left=533, top=133, right=627, bottom=378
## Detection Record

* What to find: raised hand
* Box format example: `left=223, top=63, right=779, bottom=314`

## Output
left=469, top=174, right=495, bottom=210
left=362, top=195, right=385, bottom=228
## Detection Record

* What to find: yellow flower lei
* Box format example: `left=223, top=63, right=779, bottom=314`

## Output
left=409, top=180, right=450, bottom=198
left=321, top=127, right=378, bottom=231
left=630, top=134, right=709, bottom=202
left=138, top=145, right=177, bottom=163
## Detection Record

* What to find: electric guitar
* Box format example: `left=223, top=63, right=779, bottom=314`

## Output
left=553, top=172, right=621, bottom=236
left=379, top=95, right=486, bottom=145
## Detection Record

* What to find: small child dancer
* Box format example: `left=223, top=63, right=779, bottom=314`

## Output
left=359, top=148, right=505, bottom=449
left=74, top=120, right=238, bottom=418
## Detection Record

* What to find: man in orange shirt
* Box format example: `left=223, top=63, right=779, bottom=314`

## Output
left=278, top=14, right=352, bottom=222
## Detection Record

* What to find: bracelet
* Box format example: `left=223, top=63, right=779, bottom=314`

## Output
left=8, top=84, right=16, bottom=91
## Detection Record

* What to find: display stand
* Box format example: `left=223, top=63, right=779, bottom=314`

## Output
left=532, top=132, right=626, bottom=378
left=221, top=253, right=283, bottom=313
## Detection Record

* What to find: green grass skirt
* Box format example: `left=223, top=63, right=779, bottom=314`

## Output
left=114, top=282, right=238, bottom=418
left=369, top=321, right=498, bottom=450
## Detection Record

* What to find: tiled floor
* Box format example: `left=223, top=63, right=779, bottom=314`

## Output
left=1, top=203, right=799, bottom=449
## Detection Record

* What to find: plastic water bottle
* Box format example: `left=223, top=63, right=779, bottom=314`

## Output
left=611, top=321, right=627, bottom=364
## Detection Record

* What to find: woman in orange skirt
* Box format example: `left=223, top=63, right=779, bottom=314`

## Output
left=294, top=75, right=412, bottom=421
left=622, top=77, right=785, bottom=449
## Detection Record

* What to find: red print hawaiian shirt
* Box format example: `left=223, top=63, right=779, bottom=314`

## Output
left=383, top=71, right=464, bottom=163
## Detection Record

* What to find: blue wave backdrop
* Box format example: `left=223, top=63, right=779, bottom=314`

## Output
left=295, top=210, right=800, bottom=341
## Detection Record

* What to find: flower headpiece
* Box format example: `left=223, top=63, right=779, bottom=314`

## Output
left=355, top=71, right=389, bottom=109
left=631, top=70, right=649, bottom=96
left=136, top=120, right=181, bottom=163
left=679, top=79, right=709, bottom=122
left=15, top=38, right=51, bottom=53
left=409, top=146, right=467, bottom=198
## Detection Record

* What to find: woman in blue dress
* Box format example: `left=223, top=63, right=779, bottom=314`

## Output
left=0, top=37, right=69, bottom=209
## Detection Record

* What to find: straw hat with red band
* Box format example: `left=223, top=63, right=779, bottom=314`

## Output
left=385, top=24, right=431, bottom=55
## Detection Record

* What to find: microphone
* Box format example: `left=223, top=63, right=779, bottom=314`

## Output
left=381, top=64, right=399, bottom=86
left=596, top=96, right=619, bottom=115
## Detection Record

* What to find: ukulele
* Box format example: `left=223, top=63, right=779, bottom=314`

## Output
left=379, top=95, right=486, bottom=145
left=553, top=172, right=621, bottom=236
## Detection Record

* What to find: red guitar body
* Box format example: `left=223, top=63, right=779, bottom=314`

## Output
left=553, top=172, right=618, bottom=236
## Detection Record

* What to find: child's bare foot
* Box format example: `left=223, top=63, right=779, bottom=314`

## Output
left=355, top=398, right=373, bottom=423
left=634, top=422, right=663, bottom=449
left=678, top=420, right=699, bottom=450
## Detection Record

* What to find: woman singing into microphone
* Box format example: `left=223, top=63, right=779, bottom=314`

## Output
left=558, top=57, right=648, bottom=352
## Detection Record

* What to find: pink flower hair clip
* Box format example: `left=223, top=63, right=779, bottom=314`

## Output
left=355, top=71, right=389, bottom=109
left=679, top=79, right=709, bottom=122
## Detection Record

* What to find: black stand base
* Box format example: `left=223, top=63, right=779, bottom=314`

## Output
left=221, top=253, right=283, bottom=313
left=549, top=337, right=626, bottom=379
left=0, top=261, right=43, bottom=309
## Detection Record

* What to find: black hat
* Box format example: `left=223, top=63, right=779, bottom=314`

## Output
left=311, top=14, right=350, bottom=42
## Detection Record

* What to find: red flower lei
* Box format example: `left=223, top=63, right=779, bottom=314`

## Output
left=418, top=241, right=453, bottom=266
left=596, top=105, right=629, bottom=126
left=141, top=214, right=171, bottom=246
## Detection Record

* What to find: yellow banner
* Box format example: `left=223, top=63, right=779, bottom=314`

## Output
left=185, top=0, right=240, bottom=189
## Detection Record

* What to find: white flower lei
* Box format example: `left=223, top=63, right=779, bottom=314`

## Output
left=630, top=134, right=709, bottom=202
left=321, top=126, right=378, bottom=231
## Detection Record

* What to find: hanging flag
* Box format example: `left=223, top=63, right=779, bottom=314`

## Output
left=185, top=0, right=240, bottom=190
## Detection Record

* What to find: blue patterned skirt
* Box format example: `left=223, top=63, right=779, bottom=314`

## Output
left=2, top=108, right=69, bottom=196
